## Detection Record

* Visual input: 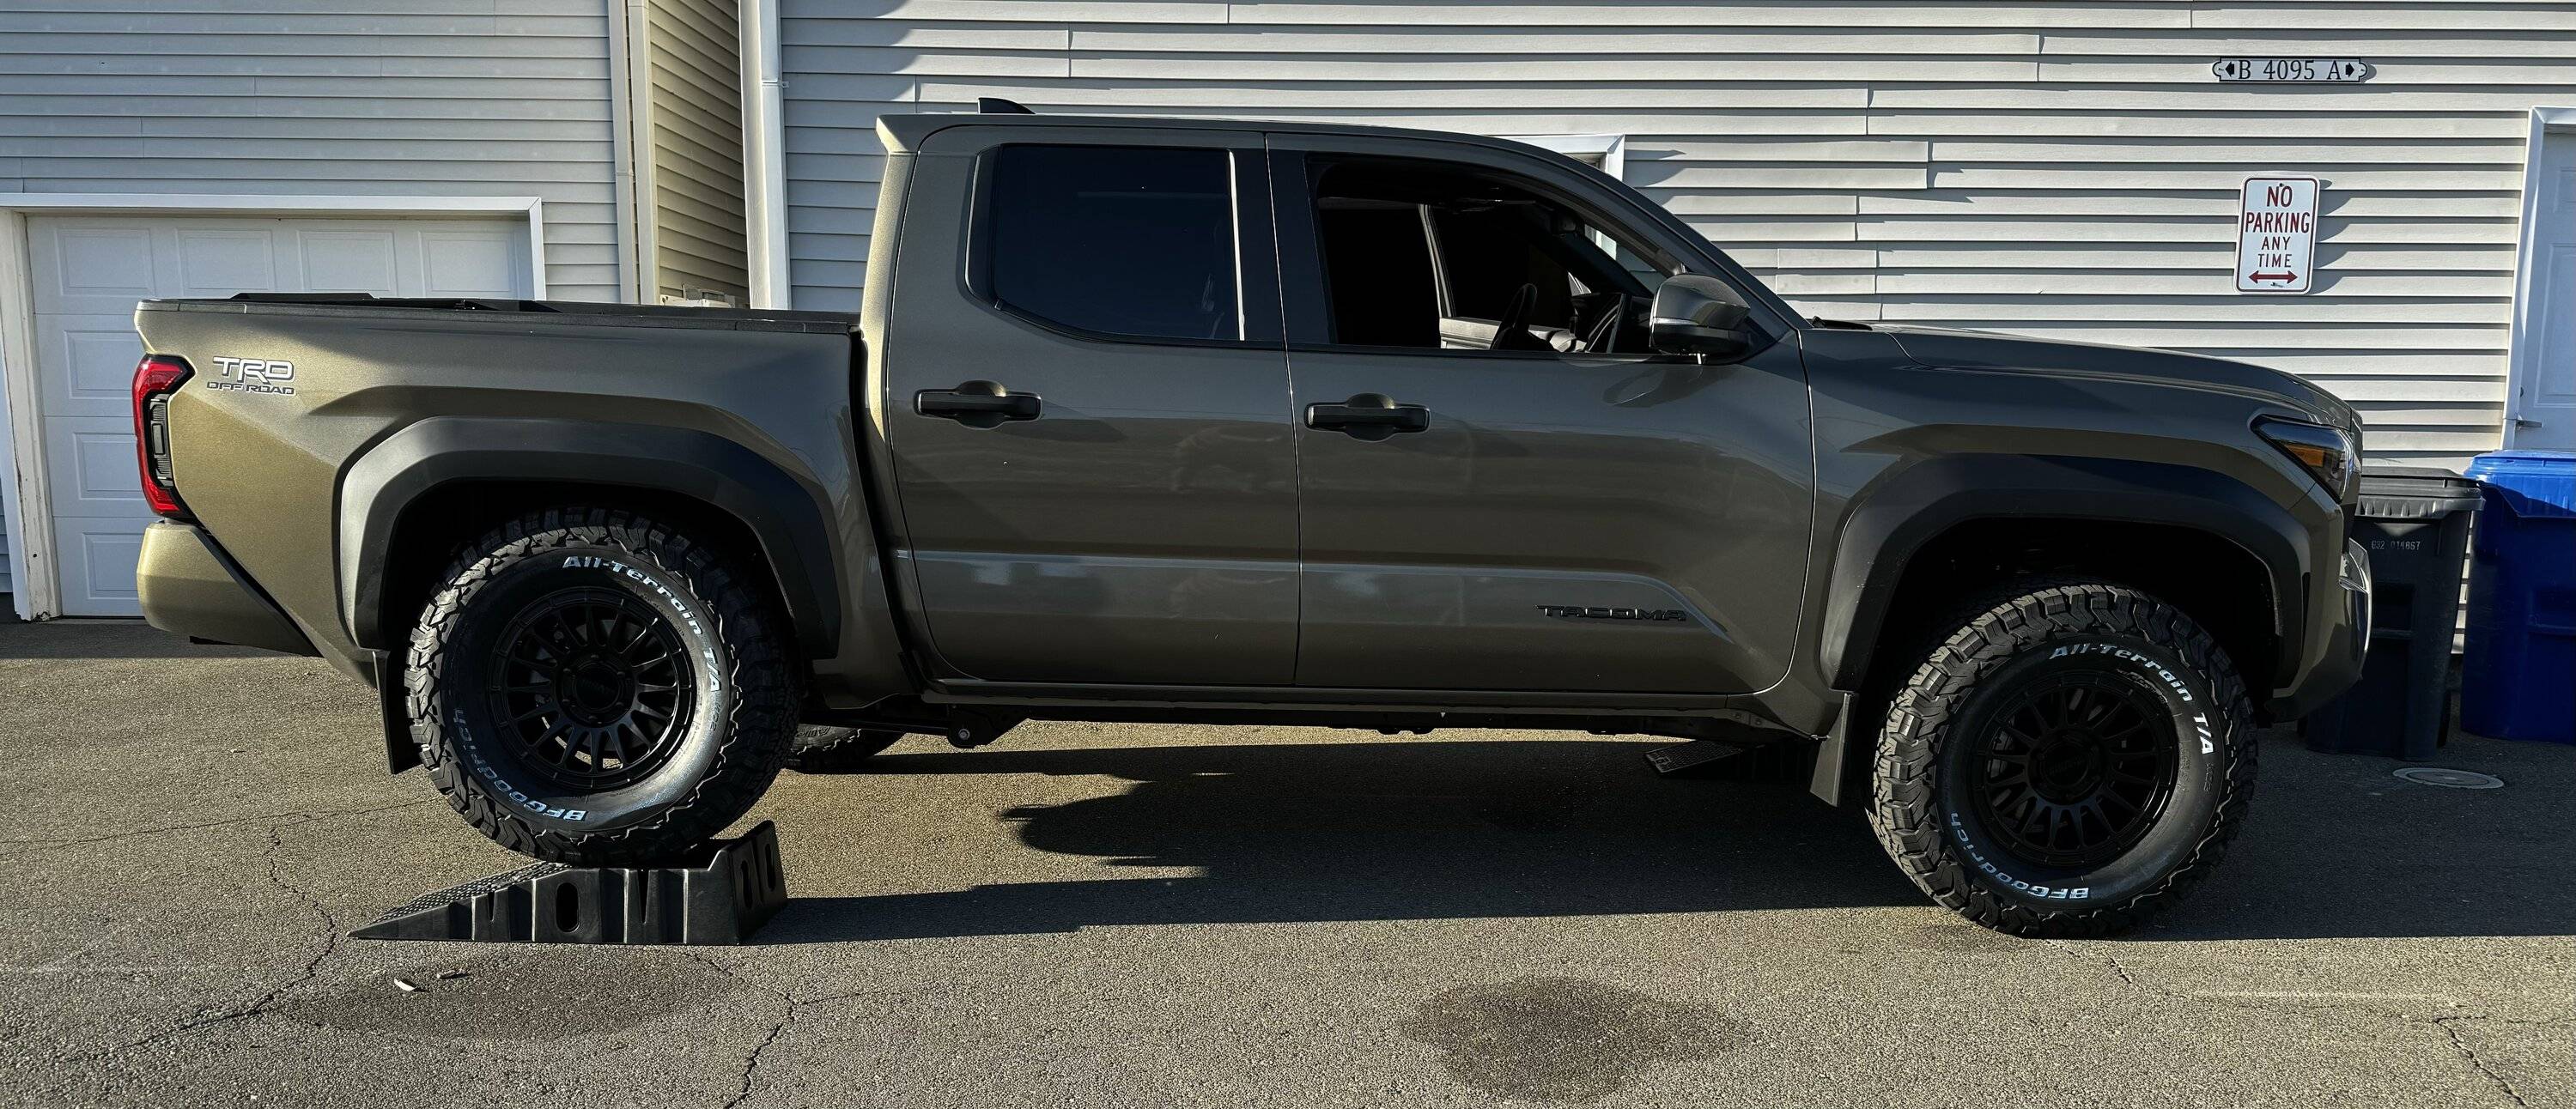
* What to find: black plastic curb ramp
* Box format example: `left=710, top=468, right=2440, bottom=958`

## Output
left=350, top=821, right=787, bottom=946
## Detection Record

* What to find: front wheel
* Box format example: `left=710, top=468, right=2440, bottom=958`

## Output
left=1868, top=580, right=2256, bottom=936
left=404, top=507, right=799, bottom=865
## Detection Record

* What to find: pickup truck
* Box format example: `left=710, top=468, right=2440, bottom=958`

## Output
left=130, top=108, right=2368, bottom=936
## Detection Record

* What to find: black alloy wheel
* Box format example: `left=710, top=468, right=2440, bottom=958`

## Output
left=484, top=589, right=696, bottom=791
left=1965, top=672, right=2181, bottom=870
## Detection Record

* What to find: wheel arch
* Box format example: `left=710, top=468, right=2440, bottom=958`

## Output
left=340, top=417, right=843, bottom=662
left=1821, top=455, right=2311, bottom=700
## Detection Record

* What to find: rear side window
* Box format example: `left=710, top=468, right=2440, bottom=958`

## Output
left=985, top=145, right=1240, bottom=342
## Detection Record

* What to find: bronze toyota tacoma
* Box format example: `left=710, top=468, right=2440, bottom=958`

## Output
left=131, top=109, right=2370, bottom=935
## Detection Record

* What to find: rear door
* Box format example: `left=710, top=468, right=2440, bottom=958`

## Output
left=1270, top=137, right=1815, bottom=694
left=876, top=127, right=1298, bottom=686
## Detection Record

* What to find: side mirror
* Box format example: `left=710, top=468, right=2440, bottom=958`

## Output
left=1649, top=275, right=1757, bottom=361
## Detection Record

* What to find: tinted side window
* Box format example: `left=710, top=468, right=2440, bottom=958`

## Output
left=987, top=145, right=1239, bottom=342
left=1316, top=201, right=1438, bottom=347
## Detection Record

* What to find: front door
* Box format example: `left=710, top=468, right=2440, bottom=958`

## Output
left=878, top=130, right=1298, bottom=686
left=2514, top=125, right=2576, bottom=451
left=1272, top=142, right=1815, bottom=694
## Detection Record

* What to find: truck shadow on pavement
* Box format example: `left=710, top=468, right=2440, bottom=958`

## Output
left=769, top=738, right=1921, bottom=943
left=760, top=732, right=2572, bottom=945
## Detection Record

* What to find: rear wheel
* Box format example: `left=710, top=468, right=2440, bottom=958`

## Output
left=1868, top=580, right=2256, bottom=936
left=405, top=507, right=799, bottom=865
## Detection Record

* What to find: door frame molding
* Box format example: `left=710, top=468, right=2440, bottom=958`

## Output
left=2507, top=106, right=2576, bottom=451
left=0, top=193, right=546, bottom=619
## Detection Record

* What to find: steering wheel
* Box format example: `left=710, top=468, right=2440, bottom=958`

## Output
left=1579, top=293, right=1628, bottom=354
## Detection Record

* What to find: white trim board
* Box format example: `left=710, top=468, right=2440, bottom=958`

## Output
left=2506, top=106, right=2576, bottom=451
left=1507, top=132, right=1628, bottom=184
left=740, top=0, right=791, bottom=310
left=0, top=194, right=546, bottom=620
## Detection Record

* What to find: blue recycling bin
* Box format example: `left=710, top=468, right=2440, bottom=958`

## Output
left=2461, top=450, right=2576, bottom=743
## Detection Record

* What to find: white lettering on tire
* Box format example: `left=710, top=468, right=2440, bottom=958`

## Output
left=453, top=707, right=589, bottom=821
left=561, top=554, right=726, bottom=695
left=1948, top=812, right=2091, bottom=900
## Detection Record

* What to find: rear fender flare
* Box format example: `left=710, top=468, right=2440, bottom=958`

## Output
left=338, top=417, right=841, bottom=658
left=1819, top=454, right=2311, bottom=693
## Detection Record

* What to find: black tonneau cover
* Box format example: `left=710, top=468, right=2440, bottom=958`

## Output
left=138, top=292, right=860, bottom=335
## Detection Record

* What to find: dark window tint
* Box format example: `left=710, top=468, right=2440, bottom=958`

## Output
left=1316, top=201, right=1438, bottom=347
left=1303, top=157, right=1662, bottom=355
left=987, top=145, right=1239, bottom=342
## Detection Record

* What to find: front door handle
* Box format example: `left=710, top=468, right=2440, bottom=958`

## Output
left=917, top=380, right=1042, bottom=427
left=1306, top=393, right=1430, bottom=441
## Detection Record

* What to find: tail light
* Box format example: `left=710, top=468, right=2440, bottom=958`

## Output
left=132, top=354, right=191, bottom=518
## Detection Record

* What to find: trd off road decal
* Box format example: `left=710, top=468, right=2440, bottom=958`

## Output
left=456, top=707, right=588, bottom=821
left=2049, top=642, right=2215, bottom=753
left=205, top=356, right=298, bottom=396
left=562, top=554, right=726, bottom=696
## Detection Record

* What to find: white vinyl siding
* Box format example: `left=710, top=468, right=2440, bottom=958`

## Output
left=777, top=1, right=2576, bottom=470
left=0, top=0, right=623, bottom=300
left=0, top=1, right=624, bottom=604
left=640, top=0, right=751, bottom=302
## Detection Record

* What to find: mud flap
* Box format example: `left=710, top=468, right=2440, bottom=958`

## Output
left=376, top=650, right=421, bottom=773
left=1807, top=694, right=1856, bottom=807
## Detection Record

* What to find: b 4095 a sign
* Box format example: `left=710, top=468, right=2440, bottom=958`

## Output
left=2212, top=58, right=2367, bottom=82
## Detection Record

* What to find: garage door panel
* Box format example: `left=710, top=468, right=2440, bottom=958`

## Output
left=20, top=212, right=532, bottom=616
left=56, top=522, right=145, bottom=616
left=420, top=229, right=519, bottom=297
left=298, top=228, right=401, bottom=294
left=44, top=318, right=144, bottom=419
left=29, top=223, right=155, bottom=314
left=172, top=227, right=281, bottom=297
left=41, top=415, right=147, bottom=517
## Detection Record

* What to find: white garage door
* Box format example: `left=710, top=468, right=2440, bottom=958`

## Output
left=21, top=215, right=532, bottom=616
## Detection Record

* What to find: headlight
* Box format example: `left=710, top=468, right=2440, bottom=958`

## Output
left=2256, top=417, right=2360, bottom=500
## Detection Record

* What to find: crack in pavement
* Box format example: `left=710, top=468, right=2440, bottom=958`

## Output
left=0, top=799, right=428, bottom=852
left=2438, top=1017, right=2534, bottom=1109
left=2045, top=939, right=2561, bottom=1106
left=684, top=952, right=878, bottom=1109
left=94, top=814, right=348, bottom=1057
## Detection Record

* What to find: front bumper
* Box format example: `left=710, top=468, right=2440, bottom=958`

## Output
left=136, top=521, right=317, bottom=657
left=2266, top=537, right=2372, bottom=720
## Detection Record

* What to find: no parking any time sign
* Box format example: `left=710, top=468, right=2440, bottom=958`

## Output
left=2236, top=177, right=2318, bottom=294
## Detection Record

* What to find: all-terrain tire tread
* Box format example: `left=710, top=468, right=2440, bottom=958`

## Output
left=1865, top=579, right=2257, bottom=937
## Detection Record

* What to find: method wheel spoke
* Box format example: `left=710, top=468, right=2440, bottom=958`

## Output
left=1969, top=668, right=2184, bottom=870
left=483, top=587, right=696, bottom=792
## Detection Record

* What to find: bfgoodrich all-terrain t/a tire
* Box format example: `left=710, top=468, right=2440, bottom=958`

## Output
left=405, top=507, right=799, bottom=866
left=1868, top=580, right=2257, bottom=937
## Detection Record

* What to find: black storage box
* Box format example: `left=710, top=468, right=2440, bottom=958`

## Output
left=2300, top=466, right=2482, bottom=760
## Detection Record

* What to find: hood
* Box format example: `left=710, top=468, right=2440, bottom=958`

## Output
left=1864, top=323, right=2362, bottom=437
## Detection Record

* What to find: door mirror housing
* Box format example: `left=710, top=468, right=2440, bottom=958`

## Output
left=1649, top=275, right=1758, bottom=361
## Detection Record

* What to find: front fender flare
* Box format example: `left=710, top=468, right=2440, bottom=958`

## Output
left=1818, top=454, right=2312, bottom=693
left=338, top=417, right=842, bottom=659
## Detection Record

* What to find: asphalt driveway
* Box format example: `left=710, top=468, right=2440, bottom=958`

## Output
left=0, top=620, right=2567, bottom=1107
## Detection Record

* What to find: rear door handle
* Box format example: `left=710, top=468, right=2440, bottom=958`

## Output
left=1306, top=393, right=1430, bottom=440
left=916, top=381, right=1042, bottom=427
